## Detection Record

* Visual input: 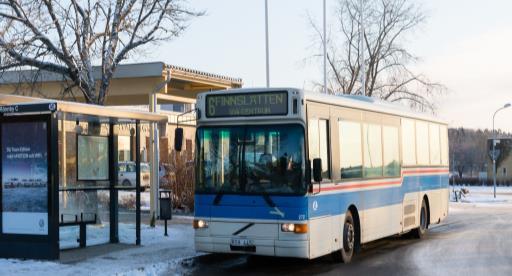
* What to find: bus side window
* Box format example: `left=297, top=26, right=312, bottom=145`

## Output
left=440, top=125, right=449, bottom=165
left=318, top=119, right=330, bottom=179
left=363, top=123, right=383, bottom=178
left=429, top=123, right=441, bottom=165
left=401, top=119, right=416, bottom=166
left=383, top=125, right=400, bottom=177
left=339, top=120, right=363, bottom=179
left=416, top=121, right=430, bottom=165
left=308, top=118, right=331, bottom=180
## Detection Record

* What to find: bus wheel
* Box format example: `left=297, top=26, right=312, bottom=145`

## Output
left=332, top=210, right=356, bottom=263
left=411, top=199, right=428, bottom=239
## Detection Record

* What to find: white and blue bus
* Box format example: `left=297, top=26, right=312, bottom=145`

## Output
left=188, top=88, right=449, bottom=262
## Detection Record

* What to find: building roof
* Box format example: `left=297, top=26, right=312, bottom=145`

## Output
left=0, top=62, right=242, bottom=105
left=0, top=62, right=242, bottom=87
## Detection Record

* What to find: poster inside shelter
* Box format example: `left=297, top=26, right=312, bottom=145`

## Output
left=2, top=121, right=48, bottom=235
left=77, top=135, right=109, bottom=180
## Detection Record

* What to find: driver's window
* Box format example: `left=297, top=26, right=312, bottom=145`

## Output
left=308, top=118, right=331, bottom=179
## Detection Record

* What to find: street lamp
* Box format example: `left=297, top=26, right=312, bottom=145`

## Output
left=492, top=103, right=511, bottom=198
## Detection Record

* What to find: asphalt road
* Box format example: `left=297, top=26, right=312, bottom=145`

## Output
left=179, top=203, right=512, bottom=276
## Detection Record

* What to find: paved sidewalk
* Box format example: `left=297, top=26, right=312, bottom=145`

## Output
left=0, top=217, right=197, bottom=276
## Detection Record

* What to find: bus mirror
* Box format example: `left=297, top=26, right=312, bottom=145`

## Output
left=313, top=158, right=322, bottom=183
left=174, top=128, right=184, bottom=151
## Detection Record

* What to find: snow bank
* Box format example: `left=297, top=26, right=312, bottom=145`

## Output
left=449, top=185, right=512, bottom=207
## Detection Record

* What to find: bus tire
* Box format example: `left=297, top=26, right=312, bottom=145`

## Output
left=333, top=210, right=356, bottom=263
left=411, top=199, right=428, bottom=239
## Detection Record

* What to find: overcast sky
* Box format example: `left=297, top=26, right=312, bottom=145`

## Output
left=133, top=0, right=512, bottom=131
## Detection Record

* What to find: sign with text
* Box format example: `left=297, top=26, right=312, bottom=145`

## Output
left=206, top=91, right=288, bottom=117
left=2, top=121, right=48, bottom=235
left=0, top=102, right=56, bottom=114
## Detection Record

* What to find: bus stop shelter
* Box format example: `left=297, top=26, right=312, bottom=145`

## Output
left=0, top=94, right=168, bottom=260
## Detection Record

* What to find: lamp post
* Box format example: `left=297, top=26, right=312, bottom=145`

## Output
left=323, top=0, right=327, bottom=94
left=492, top=103, right=511, bottom=198
left=359, top=0, right=365, bottom=96
left=264, top=0, right=270, bottom=88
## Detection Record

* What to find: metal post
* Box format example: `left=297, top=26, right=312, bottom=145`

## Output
left=323, top=0, right=327, bottom=94
left=149, top=70, right=171, bottom=220
left=492, top=103, right=511, bottom=199
left=135, top=120, right=141, bottom=245
left=109, top=123, right=119, bottom=243
left=149, top=93, right=159, bottom=222
left=493, top=115, right=496, bottom=199
left=265, top=0, right=270, bottom=88
left=154, top=124, right=160, bottom=219
left=50, top=112, right=60, bottom=259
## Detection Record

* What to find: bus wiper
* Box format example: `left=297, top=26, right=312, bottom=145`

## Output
left=213, top=191, right=224, bottom=205
left=262, top=192, right=276, bottom=208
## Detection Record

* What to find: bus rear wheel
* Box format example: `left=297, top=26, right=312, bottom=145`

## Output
left=333, top=210, right=356, bottom=263
left=411, top=199, right=428, bottom=239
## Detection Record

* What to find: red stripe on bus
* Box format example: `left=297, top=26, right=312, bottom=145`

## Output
left=402, top=169, right=449, bottom=175
left=318, top=180, right=402, bottom=192
left=313, top=169, right=448, bottom=193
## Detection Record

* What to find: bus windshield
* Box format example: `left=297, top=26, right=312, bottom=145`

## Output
left=196, top=124, right=306, bottom=195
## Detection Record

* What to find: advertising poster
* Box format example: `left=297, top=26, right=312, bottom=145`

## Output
left=2, top=121, right=48, bottom=235
left=77, top=135, right=109, bottom=180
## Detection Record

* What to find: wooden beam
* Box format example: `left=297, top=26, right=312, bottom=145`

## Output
left=155, top=93, right=196, bottom=104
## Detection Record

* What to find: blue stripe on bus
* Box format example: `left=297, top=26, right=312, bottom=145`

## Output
left=194, top=173, right=449, bottom=221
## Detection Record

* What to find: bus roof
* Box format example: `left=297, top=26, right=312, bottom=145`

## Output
left=211, top=87, right=447, bottom=125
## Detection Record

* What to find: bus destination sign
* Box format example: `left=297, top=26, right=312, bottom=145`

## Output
left=206, top=91, right=288, bottom=117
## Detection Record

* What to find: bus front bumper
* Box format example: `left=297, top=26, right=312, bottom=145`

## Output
left=195, top=236, right=310, bottom=259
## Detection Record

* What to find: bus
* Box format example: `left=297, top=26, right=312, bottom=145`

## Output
left=185, top=87, right=449, bottom=262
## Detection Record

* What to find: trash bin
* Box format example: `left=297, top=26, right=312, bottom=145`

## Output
left=159, top=190, right=172, bottom=220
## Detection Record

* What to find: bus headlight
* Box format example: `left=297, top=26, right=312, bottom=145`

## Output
left=281, top=223, right=308, bottom=234
left=193, top=219, right=209, bottom=229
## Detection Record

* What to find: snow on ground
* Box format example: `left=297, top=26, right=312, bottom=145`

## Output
left=450, top=185, right=512, bottom=207
left=118, top=191, right=151, bottom=211
left=0, top=223, right=197, bottom=276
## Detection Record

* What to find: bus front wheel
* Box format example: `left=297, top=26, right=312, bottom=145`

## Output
left=333, top=210, right=356, bottom=263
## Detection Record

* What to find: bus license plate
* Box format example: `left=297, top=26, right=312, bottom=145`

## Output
left=231, top=238, right=253, bottom=247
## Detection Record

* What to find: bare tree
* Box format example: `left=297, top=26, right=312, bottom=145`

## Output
left=310, top=0, right=443, bottom=111
left=0, top=0, right=202, bottom=105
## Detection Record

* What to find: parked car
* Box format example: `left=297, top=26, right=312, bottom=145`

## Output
left=118, top=161, right=150, bottom=191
